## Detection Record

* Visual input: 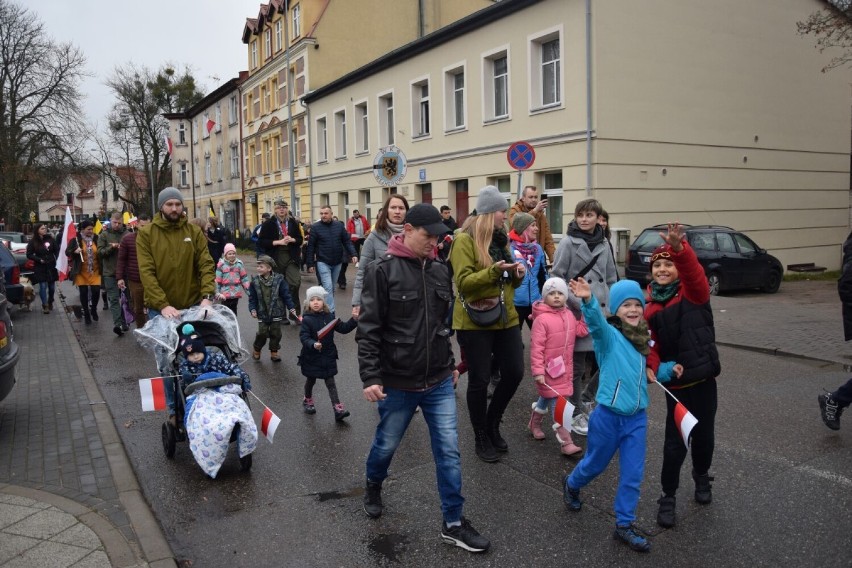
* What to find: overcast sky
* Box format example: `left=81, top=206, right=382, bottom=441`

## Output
left=35, top=0, right=259, bottom=131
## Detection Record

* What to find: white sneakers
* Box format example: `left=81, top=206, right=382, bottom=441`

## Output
left=571, top=413, right=589, bottom=436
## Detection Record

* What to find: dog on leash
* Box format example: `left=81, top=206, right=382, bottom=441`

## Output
left=19, top=276, right=35, bottom=311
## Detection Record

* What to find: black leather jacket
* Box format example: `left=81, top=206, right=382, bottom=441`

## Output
left=357, top=251, right=454, bottom=390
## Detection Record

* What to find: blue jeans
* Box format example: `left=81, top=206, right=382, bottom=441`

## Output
left=315, top=262, right=341, bottom=314
left=38, top=280, right=55, bottom=307
left=534, top=396, right=556, bottom=414
left=365, top=377, right=465, bottom=523
left=567, top=405, right=647, bottom=526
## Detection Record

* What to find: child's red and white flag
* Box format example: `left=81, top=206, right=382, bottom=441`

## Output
left=317, top=318, right=340, bottom=340
left=260, top=407, right=281, bottom=443
left=673, top=401, right=698, bottom=448
left=139, top=377, right=167, bottom=411
left=553, top=396, right=575, bottom=429
left=55, top=206, right=77, bottom=282
left=206, top=119, right=216, bottom=134
left=163, top=133, right=173, bottom=156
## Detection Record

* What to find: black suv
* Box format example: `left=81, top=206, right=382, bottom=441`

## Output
left=624, top=225, right=783, bottom=295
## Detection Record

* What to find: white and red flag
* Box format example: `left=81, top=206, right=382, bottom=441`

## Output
left=163, top=133, right=173, bottom=156
left=317, top=318, right=340, bottom=340
left=673, top=401, right=698, bottom=448
left=553, top=395, right=575, bottom=429
left=139, top=377, right=167, bottom=411
left=55, top=206, right=77, bottom=282
left=260, top=407, right=281, bottom=443
left=206, top=119, right=216, bottom=134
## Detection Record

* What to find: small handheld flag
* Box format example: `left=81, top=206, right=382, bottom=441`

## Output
left=93, top=219, right=103, bottom=235
left=139, top=377, right=167, bottom=411
left=260, top=407, right=281, bottom=443
left=208, top=199, right=216, bottom=218
left=542, top=382, right=576, bottom=428
left=317, top=318, right=340, bottom=340
left=655, top=382, right=698, bottom=448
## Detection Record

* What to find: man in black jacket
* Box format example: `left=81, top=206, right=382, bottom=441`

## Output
left=357, top=203, right=490, bottom=554
left=305, top=205, right=356, bottom=316
left=257, top=200, right=303, bottom=321
left=819, top=231, right=852, bottom=430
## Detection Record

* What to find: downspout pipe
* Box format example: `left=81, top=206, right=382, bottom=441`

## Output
left=585, top=0, right=593, bottom=197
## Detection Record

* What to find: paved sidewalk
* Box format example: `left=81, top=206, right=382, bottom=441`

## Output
left=0, top=287, right=174, bottom=568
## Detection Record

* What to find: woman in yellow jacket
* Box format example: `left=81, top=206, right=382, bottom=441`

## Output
left=449, top=186, right=526, bottom=463
left=66, top=219, right=102, bottom=325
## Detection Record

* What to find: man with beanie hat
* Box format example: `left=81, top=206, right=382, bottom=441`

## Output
left=509, top=185, right=556, bottom=262
left=137, top=187, right=216, bottom=422
left=358, top=203, right=491, bottom=553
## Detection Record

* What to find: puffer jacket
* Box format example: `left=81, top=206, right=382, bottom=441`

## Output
left=529, top=299, right=588, bottom=398
left=247, top=272, right=295, bottom=322
left=357, top=234, right=455, bottom=390
left=215, top=259, right=250, bottom=299
left=581, top=295, right=648, bottom=416
left=509, top=231, right=547, bottom=307
left=178, top=350, right=251, bottom=392
left=116, top=231, right=140, bottom=283
left=644, top=241, right=720, bottom=387
left=26, top=236, right=58, bottom=284
left=136, top=214, right=216, bottom=311
left=305, top=219, right=356, bottom=267
left=298, top=312, right=358, bottom=377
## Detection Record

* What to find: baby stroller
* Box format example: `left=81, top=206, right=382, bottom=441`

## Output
left=135, top=305, right=256, bottom=476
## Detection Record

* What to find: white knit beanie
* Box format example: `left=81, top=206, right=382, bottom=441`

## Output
left=305, top=286, right=326, bottom=302
left=541, top=277, right=569, bottom=298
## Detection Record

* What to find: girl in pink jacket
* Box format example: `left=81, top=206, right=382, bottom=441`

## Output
left=529, top=277, right=589, bottom=455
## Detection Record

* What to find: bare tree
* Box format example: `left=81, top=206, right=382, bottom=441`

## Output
left=797, top=0, right=852, bottom=72
left=105, top=63, right=203, bottom=213
left=0, top=0, right=87, bottom=227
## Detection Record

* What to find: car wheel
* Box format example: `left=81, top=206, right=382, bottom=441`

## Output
left=762, top=270, right=781, bottom=294
left=707, top=272, right=721, bottom=296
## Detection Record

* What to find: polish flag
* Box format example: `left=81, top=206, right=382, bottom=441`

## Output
left=139, top=377, right=167, bottom=411
left=55, top=207, right=77, bottom=282
left=673, top=401, right=698, bottom=448
left=163, top=133, right=173, bottom=156
left=260, top=407, right=281, bottom=443
left=317, top=318, right=340, bottom=340
left=553, top=396, right=575, bottom=429
left=206, top=119, right=216, bottom=134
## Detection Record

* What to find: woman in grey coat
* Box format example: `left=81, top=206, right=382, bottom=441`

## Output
left=350, top=194, right=410, bottom=318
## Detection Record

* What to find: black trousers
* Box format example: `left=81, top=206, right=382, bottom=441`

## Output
left=832, top=377, right=852, bottom=407
left=79, top=285, right=100, bottom=313
left=458, top=327, right=524, bottom=432
left=661, top=378, right=718, bottom=495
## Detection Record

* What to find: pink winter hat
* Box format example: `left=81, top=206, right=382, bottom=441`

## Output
left=224, top=243, right=236, bottom=255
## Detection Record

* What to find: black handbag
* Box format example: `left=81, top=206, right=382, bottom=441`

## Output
left=458, top=283, right=506, bottom=327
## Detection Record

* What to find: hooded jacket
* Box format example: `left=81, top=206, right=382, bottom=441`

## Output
left=508, top=229, right=547, bottom=307
left=357, top=234, right=455, bottom=390
left=529, top=299, right=588, bottom=398
left=137, top=213, right=216, bottom=311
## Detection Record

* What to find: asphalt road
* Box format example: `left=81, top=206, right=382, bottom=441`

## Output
left=67, top=266, right=852, bottom=567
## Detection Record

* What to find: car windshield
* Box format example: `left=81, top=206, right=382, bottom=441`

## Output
left=632, top=230, right=664, bottom=251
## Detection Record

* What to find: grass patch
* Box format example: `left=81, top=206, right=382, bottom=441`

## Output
left=783, top=270, right=839, bottom=282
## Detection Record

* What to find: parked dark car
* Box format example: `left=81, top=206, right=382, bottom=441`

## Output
left=1, top=240, right=33, bottom=277
left=0, top=292, right=19, bottom=403
left=0, top=244, right=24, bottom=305
left=624, top=224, right=783, bottom=295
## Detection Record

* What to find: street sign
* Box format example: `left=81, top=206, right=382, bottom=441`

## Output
left=373, top=145, right=408, bottom=187
left=507, top=141, right=536, bottom=171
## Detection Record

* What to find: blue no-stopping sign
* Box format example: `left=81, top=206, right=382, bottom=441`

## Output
left=507, top=141, right=535, bottom=170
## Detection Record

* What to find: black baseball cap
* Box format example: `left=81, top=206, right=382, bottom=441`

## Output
left=405, top=203, right=451, bottom=236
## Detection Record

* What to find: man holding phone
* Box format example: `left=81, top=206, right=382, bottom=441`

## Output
left=509, top=185, right=556, bottom=264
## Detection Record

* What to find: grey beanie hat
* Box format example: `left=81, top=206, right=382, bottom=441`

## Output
left=476, top=185, right=507, bottom=215
left=157, top=187, right=184, bottom=209
left=512, top=212, right=536, bottom=234
left=305, top=286, right=326, bottom=302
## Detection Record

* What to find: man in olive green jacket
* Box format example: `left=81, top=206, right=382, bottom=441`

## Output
left=97, top=211, right=128, bottom=336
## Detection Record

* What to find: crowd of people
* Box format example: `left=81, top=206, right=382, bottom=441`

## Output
left=27, top=185, right=729, bottom=556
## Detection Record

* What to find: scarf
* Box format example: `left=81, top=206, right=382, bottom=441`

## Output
left=606, top=315, right=651, bottom=356
left=511, top=240, right=538, bottom=268
left=650, top=279, right=681, bottom=303
left=386, top=221, right=404, bottom=235
left=82, top=237, right=95, bottom=273
left=567, top=220, right=605, bottom=248
left=488, top=228, right=513, bottom=266
left=258, top=274, right=274, bottom=313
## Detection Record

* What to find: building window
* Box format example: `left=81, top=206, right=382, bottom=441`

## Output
left=411, top=79, right=430, bottom=138
left=177, top=122, right=186, bottom=145
left=229, top=95, right=238, bottom=124
left=179, top=163, right=188, bottom=187
left=251, top=41, right=258, bottom=69
left=204, top=155, right=212, bottom=184
left=487, top=176, right=512, bottom=210
left=541, top=39, right=560, bottom=106
left=378, top=93, right=394, bottom=146
left=260, top=86, right=267, bottom=114
left=355, top=101, right=368, bottom=154
left=531, top=30, right=562, bottom=110
left=334, top=109, right=347, bottom=159
left=275, top=19, right=282, bottom=51
left=444, top=66, right=465, bottom=131
left=230, top=145, right=240, bottom=178
left=316, top=116, right=328, bottom=162
left=193, top=118, right=199, bottom=143
left=542, top=171, right=563, bottom=235
left=263, top=140, right=272, bottom=173
left=484, top=49, right=509, bottom=121
left=265, top=29, right=272, bottom=60
left=215, top=106, right=221, bottom=132
left=360, top=189, right=371, bottom=223
left=202, top=113, right=210, bottom=139
left=292, top=4, right=301, bottom=37
left=246, top=93, right=253, bottom=121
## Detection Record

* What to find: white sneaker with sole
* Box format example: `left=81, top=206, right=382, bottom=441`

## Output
left=571, top=413, right=589, bottom=436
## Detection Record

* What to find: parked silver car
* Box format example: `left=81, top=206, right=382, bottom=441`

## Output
left=0, top=293, right=19, bottom=402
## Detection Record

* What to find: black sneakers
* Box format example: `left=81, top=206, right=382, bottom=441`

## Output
left=819, top=390, right=843, bottom=430
left=440, top=517, right=490, bottom=553
left=113, top=325, right=124, bottom=337
left=363, top=480, right=383, bottom=518
left=693, top=471, right=714, bottom=504
left=474, top=429, right=499, bottom=463
left=486, top=425, right=508, bottom=452
left=563, top=476, right=582, bottom=511
left=613, top=525, right=651, bottom=553
left=656, top=495, right=676, bottom=528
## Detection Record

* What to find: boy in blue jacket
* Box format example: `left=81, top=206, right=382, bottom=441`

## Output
left=563, top=278, right=681, bottom=553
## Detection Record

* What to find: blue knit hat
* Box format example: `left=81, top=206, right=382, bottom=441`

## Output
left=608, top=280, right=646, bottom=312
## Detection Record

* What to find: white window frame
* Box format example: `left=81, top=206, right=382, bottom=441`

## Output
left=250, top=41, right=258, bottom=69
left=178, top=163, right=188, bottom=187
left=275, top=19, right=282, bottom=51
left=354, top=100, right=369, bottom=155
left=202, top=112, right=210, bottom=139
left=215, top=106, right=222, bottom=132
left=334, top=108, right=347, bottom=159
left=378, top=90, right=395, bottom=147
left=265, top=29, right=272, bottom=60
left=541, top=170, right=564, bottom=236
left=292, top=4, right=301, bottom=37
left=316, top=115, right=328, bottom=163
left=193, top=118, right=199, bottom=143
left=177, top=122, right=186, bottom=145
left=528, top=26, right=563, bottom=112
left=204, top=155, right=212, bottom=184
left=410, top=76, right=431, bottom=140
left=482, top=46, right=511, bottom=123
left=216, top=149, right=223, bottom=181
left=230, top=144, right=240, bottom=178
left=443, top=62, right=466, bottom=133
left=229, top=95, right=238, bottom=125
